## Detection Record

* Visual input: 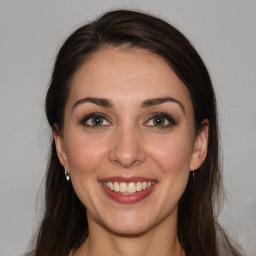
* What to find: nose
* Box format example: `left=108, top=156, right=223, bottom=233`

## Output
left=109, top=126, right=146, bottom=168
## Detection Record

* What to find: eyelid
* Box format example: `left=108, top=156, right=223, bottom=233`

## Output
left=79, top=112, right=176, bottom=129
left=79, top=112, right=111, bottom=128
left=143, top=112, right=177, bottom=128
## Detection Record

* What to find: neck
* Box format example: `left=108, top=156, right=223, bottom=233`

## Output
left=75, top=217, right=185, bottom=256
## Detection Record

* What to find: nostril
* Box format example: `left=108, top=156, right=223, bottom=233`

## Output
left=109, top=142, right=146, bottom=168
left=111, top=156, right=141, bottom=168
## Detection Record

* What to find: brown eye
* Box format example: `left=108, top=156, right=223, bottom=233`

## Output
left=80, top=113, right=110, bottom=128
left=91, top=117, right=104, bottom=126
left=145, top=113, right=177, bottom=128
left=152, top=117, right=167, bottom=126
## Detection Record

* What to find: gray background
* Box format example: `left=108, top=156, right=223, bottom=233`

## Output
left=0, top=1, right=255, bottom=255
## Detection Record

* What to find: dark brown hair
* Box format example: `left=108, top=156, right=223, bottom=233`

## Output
left=34, top=9, right=241, bottom=256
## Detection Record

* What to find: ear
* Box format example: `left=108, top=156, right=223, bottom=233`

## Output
left=189, top=119, right=209, bottom=171
left=52, top=124, right=68, bottom=168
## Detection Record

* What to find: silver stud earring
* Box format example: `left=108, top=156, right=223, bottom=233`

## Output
left=64, top=167, right=70, bottom=181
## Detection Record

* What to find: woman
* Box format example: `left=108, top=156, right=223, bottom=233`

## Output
left=32, top=10, right=242, bottom=256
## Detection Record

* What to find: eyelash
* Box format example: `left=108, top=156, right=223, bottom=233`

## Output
left=79, top=113, right=111, bottom=128
left=79, top=112, right=177, bottom=129
left=144, top=112, right=177, bottom=128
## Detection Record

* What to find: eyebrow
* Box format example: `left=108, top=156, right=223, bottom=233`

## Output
left=72, top=97, right=112, bottom=110
left=72, top=96, right=185, bottom=113
left=141, top=97, right=185, bottom=113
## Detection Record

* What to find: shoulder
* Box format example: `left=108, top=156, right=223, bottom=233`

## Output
left=23, top=251, right=73, bottom=256
left=24, top=252, right=35, bottom=256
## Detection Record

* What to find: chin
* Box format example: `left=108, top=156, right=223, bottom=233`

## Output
left=107, top=222, right=151, bottom=236
left=100, top=211, right=156, bottom=236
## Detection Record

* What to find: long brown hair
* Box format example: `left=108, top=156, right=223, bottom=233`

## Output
left=34, top=10, right=242, bottom=256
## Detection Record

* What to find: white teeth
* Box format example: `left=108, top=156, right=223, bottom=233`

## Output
left=136, top=182, right=142, bottom=192
left=109, top=181, right=114, bottom=190
left=103, top=181, right=154, bottom=194
left=119, top=182, right=128, bottom=193
left=127, top=182, right=136, bottom=193
left=114, top=182, right=119, bottom=192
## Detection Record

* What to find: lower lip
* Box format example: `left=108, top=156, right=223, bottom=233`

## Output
left=99, top=182, right=156, bottom=204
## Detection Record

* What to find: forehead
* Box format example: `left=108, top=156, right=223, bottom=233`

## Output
left=66, top=47, right=192, bottom=110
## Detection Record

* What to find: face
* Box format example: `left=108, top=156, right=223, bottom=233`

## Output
left=54, top=47, right=208, bottom=236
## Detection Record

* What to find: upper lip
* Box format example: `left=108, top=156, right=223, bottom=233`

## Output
left=99, top=176, right=157, bottom=183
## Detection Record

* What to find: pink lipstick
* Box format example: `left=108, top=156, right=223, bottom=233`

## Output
left=99, top=177, right=157, bottom=204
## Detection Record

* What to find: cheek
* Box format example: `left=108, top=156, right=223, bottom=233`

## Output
left=63, top=132, right=110, bottom=209
left=147, top=133, right=194, bottom=175
left=64, top=131, right=109, bottom=175
left=144, top=134, right=193, bottom=219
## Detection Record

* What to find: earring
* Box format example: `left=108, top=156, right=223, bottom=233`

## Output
left=64, top=167, right=70, bottom=181
left=192, top=171, right=195, bottom=180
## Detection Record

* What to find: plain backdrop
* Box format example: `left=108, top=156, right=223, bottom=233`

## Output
left=0, top=1, right=255, bottom=255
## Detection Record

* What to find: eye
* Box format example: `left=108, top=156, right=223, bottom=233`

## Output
left=144, top=113, right=177, bottom=128
left=80, top=113, right=111, bottom=128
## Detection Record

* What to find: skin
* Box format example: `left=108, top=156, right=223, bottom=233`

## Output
left=54, top=47, right=209, bottom=256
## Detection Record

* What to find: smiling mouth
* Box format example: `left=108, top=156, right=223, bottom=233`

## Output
left=102, top=181, right=155, bottom=195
